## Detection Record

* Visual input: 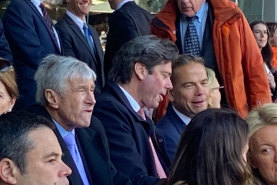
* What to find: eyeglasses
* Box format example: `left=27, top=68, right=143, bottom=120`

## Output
left=0, top=59, right=12, bottom=72
left=211, top=86, right=224, bottom=91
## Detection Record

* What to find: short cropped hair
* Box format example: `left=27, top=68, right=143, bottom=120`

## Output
left=246, top=103, right=277, bottom=138
left=35, top=55, right=96, bottom=106
left=0, top=112, right=54, bottom=173
left=108, top=35, right=179, bottom=84
left=171, top=54, right=205, bottom=85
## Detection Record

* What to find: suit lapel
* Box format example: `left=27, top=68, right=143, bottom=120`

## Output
left=167, top=104, right=186, bottom=134
left=76, top=128, right=112, bottom=185
left=64, top=15, right=97, bottom=62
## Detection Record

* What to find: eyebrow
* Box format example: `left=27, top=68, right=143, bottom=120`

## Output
left=43, top=152, right=60, bottom=159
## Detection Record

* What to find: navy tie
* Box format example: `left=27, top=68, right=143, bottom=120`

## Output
left=39, top=3, right=58, bottom=47
left=83, top=23, right=95, bottom=52
left=184, top=16, right=201, bottom=56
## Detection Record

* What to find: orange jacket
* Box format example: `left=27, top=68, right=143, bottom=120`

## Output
left=272, top=47, right=277, bottom=68
left=151, top=0, right=271, bottom=118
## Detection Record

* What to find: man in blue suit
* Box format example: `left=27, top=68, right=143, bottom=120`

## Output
left=93, top=35, right=179, bottom=185
left=157, top=55, right=209, bottom=162
left=55, top=0, right=104, bottom=98
left=3, top=0, right=61, bottom=109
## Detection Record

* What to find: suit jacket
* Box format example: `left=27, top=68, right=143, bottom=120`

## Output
left=55, top=14, right=104, bottom=98
left=156, top=104, right=187, bottom=163
left=3, top=0, right=60, bottom=109
left=0, top=20, right=12, bottom=64
left=93, top=82, right=170, bottom=185
left=26, top=104, right=131, bottom=185
left=104, top=1, right=152, bottom=80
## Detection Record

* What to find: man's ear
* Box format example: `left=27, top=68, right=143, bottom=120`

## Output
left=44, top=89, right=60, bottom=109
left=0, top=159, right=19, bottom=184
left=134, top=63, right=147, bottom=80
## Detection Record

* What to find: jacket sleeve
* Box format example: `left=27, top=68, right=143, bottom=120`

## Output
left=93, top=100, right=160, bottom=185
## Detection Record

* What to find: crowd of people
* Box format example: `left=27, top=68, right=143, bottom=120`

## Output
left=1, top=0, right=277, bottom=185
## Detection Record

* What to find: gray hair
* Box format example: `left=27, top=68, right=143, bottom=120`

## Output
left=35, top=55, right=96, bottom=106
left=108, top=35, right=179, bottom=84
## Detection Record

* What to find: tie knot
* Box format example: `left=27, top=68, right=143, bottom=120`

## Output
left=63, top=132, right=76, bottom=147
left=186, top=16, right=197, bottom=22
left=83, top=23, right=88, bottom=30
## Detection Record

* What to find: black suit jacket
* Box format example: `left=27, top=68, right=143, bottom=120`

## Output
left=104, top=1, right=152, bottom=79
left=55, top=14, right=105, bottom=98
left=26, top=104, right=131, bottom=185
left=93, top=82, right=170, bottom=185
left=3, top=0, right=60, bottom=109
left=0, top=20, right=12, bottom=63
left=156, top=104, right=187, bottom=163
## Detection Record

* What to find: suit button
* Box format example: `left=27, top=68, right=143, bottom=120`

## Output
left=158, top=139, right=163, bottom=142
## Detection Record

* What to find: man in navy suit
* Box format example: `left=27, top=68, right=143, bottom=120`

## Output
left=157, top=54, right=209, bottom=162
left=27, top=55, right=131, bottom=185
left=55, top=0, right=104, bottom=98
left=0, top=20, right=12, bottom=64
left=3, top=0, right=61, bottom=109
left=104, top=0, right=152, bottom=80
left=93, top=35, right=179, bottom=185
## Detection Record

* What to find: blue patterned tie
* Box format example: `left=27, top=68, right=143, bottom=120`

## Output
left=83, top=23, right=95, bottom=52
left=184, top=16, right=201, bottom=56
left=63, top=132, right=90, bottom=185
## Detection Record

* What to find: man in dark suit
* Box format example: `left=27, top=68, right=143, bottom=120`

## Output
left=3, top=0, right=61, bottom=109
left=55, top=0, right=104, bottom=98
left=27, top=55, right=131, bottom=185
left=157, top=55, right=209, bottom=162
left=104, top=0, right=152, bottom=80
left=93, top=35, right=179, bottom=185
left=0, top=20, right=12, bottom=64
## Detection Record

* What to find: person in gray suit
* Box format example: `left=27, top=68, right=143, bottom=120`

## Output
left=55, top=0, right=104, bottom=98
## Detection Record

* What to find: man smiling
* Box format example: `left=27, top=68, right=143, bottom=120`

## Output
left=55, top=0, right=104, bottom=99
left=157, top=54, right=209, bottom=162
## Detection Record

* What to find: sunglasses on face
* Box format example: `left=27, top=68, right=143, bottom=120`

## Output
left=0, top=59, right=12, bottom=72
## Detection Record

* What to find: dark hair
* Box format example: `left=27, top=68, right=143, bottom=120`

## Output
left=171, top=54, right=205, bottom=85
left=250, top=21, right=274, bottom=72
left=165, top=108, right=249, bottom=185
left=108, top=35, right=179, bottom=84
left=0, top=111, right=54, bottom=173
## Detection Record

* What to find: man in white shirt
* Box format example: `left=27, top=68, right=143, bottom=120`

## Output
left=157, top=54, right=209, bottom=162
left=55, top=0, right=105, bottom=99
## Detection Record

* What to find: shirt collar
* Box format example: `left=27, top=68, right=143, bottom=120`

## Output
left=66, top=10, right=86, bottom=31
left=116, top=0, right=133, bottom=10
left=172, top=105, right=191, bottom=125
left=53, top=119, right=75, bottom=138
left=118, top=84, right=140, bottom=112
left=31, top=0, right=43, bottom=8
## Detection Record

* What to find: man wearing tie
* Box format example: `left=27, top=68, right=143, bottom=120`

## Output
left=27, top=55, right=131, bottom=185
left=151, top=0, right=271, bottom=119
left=55, top=0, right=104, bottom=98
left=93, top=35, right=179, bottom=185
left=3, top=0, right=61, bottom=110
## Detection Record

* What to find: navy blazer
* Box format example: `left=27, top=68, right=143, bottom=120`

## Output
left=3, top=0, right=61, bottom=109
left=156, top=104, right=187, bottom=163
left=26, top=104, right=131, bottom=185
left=0, top=20, right=12, bottom=63
left=55, top=14, right=105, bottom=98
left=93, top=82, right=170, bottom=185
left=104, top=1, right=152, bottom=79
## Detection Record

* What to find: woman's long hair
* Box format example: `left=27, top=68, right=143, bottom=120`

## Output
left=165, top=109, right=249, bottom=185
left=250, top=21, right=274, bottom=72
